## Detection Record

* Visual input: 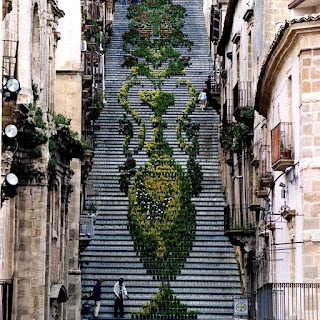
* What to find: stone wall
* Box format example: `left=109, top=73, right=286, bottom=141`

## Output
left=299, top=47, right=320, bottom=283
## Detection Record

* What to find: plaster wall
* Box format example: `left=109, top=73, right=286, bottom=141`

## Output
left=263, top=27, right=320, bottom=284
left=56, top=0, right=81, bottom=71
left=55, top=1, right=83, bottom=319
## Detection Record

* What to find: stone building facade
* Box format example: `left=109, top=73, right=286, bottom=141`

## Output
left=204, top=0, right=320, bottom=318
left=0, top=0, right=113, bottom=319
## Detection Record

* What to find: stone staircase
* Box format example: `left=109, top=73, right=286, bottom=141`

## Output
left=80, top=1, right=241, bottom=319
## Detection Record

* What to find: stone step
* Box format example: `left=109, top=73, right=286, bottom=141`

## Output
left=81, top=0, right=241, bottom=318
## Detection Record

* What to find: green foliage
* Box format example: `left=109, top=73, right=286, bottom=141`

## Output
left=71, top=138, right=89, bottom=161
left=187, top=158, right=203, bottom=196
left=52, top=113, right=71, bottom=125
left=92, top=18, right=102, bottom=44
left=128, top=155, right=196, bottom=277
left=93, top=89, right=105, bottom=112
left=139, top=90, right=174, bottom=116
left=26, top=103, right=46, bottom=129
left=220, top=122, right=252, bottom=153
left=119, top=115, right=134, bottom=137
left=87, top=201, right=98, bottom=213
left=134, top=121, right=146, bottom=154
left=49, top=140, right=58, bottom=152
left=237, top=106, right=254, bottom=128
left=29, top=146, right=42, bottom=158
left=48, top=157, right=57, bottom=174
left=119, top=0, right=200, bottom=316
left=119, top=157, right=137, bottom=195
left=134, top=282, right=199, bottom=318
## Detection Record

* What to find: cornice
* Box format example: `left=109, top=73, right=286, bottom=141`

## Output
left=255, top=14, right=320, bottom=117
left=217, top=0, right=238, bottom=56
left=49, top=0, right=65, bottom=19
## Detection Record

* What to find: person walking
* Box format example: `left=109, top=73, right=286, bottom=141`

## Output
left=92, top=279, right=103, bottom=318
left=198, top=88, right=207, bottom=111
left=114, top=277, right=129, bottom=318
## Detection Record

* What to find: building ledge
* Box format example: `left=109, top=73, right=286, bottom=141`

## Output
left=272, top=159, right=294, bottom=172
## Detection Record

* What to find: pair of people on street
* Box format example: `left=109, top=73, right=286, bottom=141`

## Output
left=92, top=277, right=129, bottom=318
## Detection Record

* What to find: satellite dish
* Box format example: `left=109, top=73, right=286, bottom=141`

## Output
left=5, top=173, right=19, bottom=186
left=4, top=124, right=18, bottom=138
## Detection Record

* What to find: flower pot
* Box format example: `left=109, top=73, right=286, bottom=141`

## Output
left=280, top=149, right=292, bottom=159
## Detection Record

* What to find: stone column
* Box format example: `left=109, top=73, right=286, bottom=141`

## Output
left=15, top=183, right=48, bottom=319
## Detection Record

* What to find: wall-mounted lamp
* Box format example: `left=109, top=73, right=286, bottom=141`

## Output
left=2, top=172, right=19, bottom=199
left=285, top=166, right=295, bottom=184
left=2, top=124, right=18, bottom=152
left=4, top=124, right=18, bottom=138
left=2, top=77, right=20, bottom=101
left=279, top=182, right=286, bottom=198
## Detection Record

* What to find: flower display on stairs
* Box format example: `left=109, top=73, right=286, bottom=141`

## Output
left=117, top=0, right=201, bottom=318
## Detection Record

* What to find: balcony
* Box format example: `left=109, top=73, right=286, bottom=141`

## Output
left=79, top=213, right=95, bottom=251
left=259, top=145, right=274, bottom=188
left=271, top=122, right=294, bottom=172
left=256, top=283, right=320, bottom=320
left=222, top=99, right=234, bottom=126
left=233, top=81, right=253, bottom=120
left=224, top=205, right=255, bottom=248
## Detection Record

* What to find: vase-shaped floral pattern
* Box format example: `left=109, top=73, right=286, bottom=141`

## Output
left=118, top=0, right=202, bottom=317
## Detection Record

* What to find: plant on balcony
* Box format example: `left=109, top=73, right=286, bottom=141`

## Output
left=220, top=122, right=252, bottom=153
left=280, top=145, right=292, bottom=159
left=92, top=18, right=102, bottom=44
left=237, top=106, right=254, bottom=129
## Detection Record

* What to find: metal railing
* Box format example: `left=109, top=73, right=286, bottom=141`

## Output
left=222, top=99, right=234, bottom=125
left=271, top=122, right=293, bottom=164
left=224, top=204, right=255, bottom=233
left=259, top=145, right=272, bottom=177
left=256, top=283, right=320, bottom=320
left=0, top=279, right=13, bottom=320
left=79, top=214, right=95, bottom=239
left=234, top=81, right=253, bottom=111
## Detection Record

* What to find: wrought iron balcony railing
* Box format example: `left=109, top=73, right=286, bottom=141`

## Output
left=271, top=122, right=294, bottom=172
left=233, top=81, right=253, bottom=118
left=222, top=99, right=234, bottom=126
left=224, top=204, right=255, bottom=234
left=256, top=283, right=320, bottom=320
left=258, top=145, right=274, bottom=188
